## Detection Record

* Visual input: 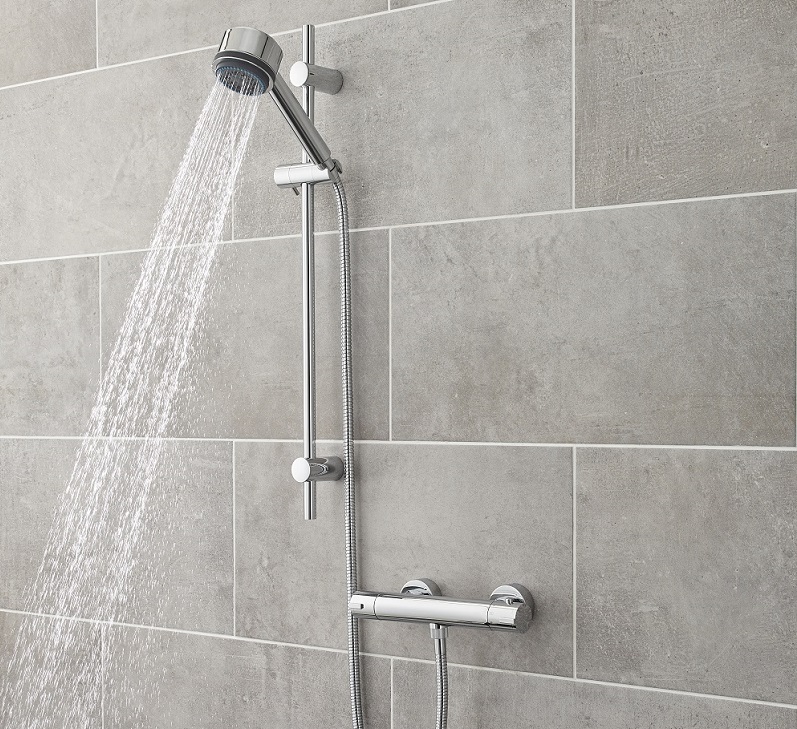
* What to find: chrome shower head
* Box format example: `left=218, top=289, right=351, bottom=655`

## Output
left=213, top=26, right=338, bottom=172
left=213, top=27, right=282, bottom=96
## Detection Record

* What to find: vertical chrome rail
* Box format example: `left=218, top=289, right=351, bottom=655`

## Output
left=301, top=24, right=317, bottom=521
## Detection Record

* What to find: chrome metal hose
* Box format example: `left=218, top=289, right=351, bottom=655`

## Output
left=432, top=625, right=449, bottom=729
left=333, top=180, right=364, bottom=729
left=334, top=180, right=448, bottom=729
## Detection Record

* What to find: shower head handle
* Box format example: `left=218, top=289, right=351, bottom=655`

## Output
left=213, top=27, right=341, bottom=172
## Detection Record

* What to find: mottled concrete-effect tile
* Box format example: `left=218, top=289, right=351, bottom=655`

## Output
left=0, top=258, right=99, bottom=435
left=236, top=442, right=573, bottom=676
left=97, top=0, right=385, bottom=66
left=577, top=448, right=797, bottom=704
left=392, top=195, right=796, bottom=446
left=0, top=0, right=95, bottom=86
left=105, top=626, right=390, bottom=728
left=394, top=661, right=797, bottom=729
left=576, top=0, right=797, bottom=205
left=0, top=438, right=233, bottom=634
left=101, top=232, right=389, bottom=440
left=234, top=0, right=571, bottom=238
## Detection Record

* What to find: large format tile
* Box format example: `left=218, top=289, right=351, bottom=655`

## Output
left=97, top=0, right=385, bottom=66
left=393, top=661, right=797, bottom=729
left=104, top=626, right=390, bottom=728
left=234, top=0, right=571, bottom=238
left=0, top=258, right=99, bottom=435
left=0, top=611, right=102, bottom=728
left=392, top=195, right=796, bottom=446
left=0, top=49, right=222, bottom=262
left=576, top=0, right=797, bottom=206
left=236, top=442, right=573, bottom=676
left=0, top=0, right=95, bottom=87
left=577, top=448, right=797, bottom=704
left=235, top=441, right=350, bottom=649
left=0, top=439, right=80, bottom=609
left=100, top=232, right=389, bottom=440
left=0, top=438, right=233, bottom=634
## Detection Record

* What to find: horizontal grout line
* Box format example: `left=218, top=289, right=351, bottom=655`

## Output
left=312, top=0, right=455, bottom=28
left=0, top=435, right=794, bottom=451
left=387, top=655, right=797, bottom=711
left=0, top=607, right=346, bottom=656
left=4, top=608, right=793, bottom=712
left=0, top=45, right=216, bottom=93
left=2, top=187, right=795, bottom=268
left=0, top=0, right=453, bottom=95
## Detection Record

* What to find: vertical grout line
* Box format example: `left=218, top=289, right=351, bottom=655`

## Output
left=388, top=228, right=393, bottom=441
left=794, top=193, right=796, bottom=447
left=98, top=257, right=103, bottom=381
left=571, top=0, right=576, bottom=209
left=231, top=190, right=235, bottom=242
left=95, top=0, right=100, bottom=68
left=572, top=446, right=577, bottom=678
left=100, top=624, right=106, bottom=728
left=232, top=440, right=237, bottom=636
left=390, top=658, right=395, bottom=729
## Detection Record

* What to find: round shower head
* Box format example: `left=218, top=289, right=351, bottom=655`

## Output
left=213, top=27, right=284, bottom=95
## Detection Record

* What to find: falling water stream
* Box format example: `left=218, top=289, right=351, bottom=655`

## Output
left=0, top=70, right=261, bottom=727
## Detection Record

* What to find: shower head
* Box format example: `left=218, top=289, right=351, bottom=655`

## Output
left=214, top=27, right=282, bottom=95
left=214, top=27, right=338, bottom=172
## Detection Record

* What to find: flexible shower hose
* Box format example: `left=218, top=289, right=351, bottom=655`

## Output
left=332, top=181, right=364, bottom=729
left=333, top=181, right=448, bottom=729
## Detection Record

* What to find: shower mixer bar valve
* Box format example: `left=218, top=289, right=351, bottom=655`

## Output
left=350, top=580, right=535, bottom=632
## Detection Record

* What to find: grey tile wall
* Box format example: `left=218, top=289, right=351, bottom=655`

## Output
left=100, top=232, right=389, bottom=440
left=392, top=195, right=796, bottom=445
left=0, top=438, right=233, bottom=633
left=236, top=441, right=573, bottom=675
left=0, top=0, right=95, bottom=87
left=0, top=439, right=80, bottom=610
left=393, top=661, right=797, bottom=728
left=576, top=0, right=797, bottom=206
left=1, top=0, right=795, bottom=726
left=0, top=50, right=218, bottom=262
left=577, top=448, right=797, bottom=704
left=233, top=0, right=572, bottom=238
left=105, top=626, right=391, bottom=727
left=0, top=258, right=99, bottom=436
left=0, top=612, right=103, bottom=729
left=97, top=0, right=385, bottom=66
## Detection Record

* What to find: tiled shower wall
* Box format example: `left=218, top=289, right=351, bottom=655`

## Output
left=0, top=0, right=795, bottom=726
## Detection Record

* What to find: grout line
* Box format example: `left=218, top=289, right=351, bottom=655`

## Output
left=388, top=228, right=393, bottom=441
left=231, top=190, right=235, bottom=243
left=0, top=0, right=453, bottom=95
left=571, top=0, right=576, bottom=209
left=390, top=658, right=395, bottom=729
left=794, top=192, right=796, bottom=448
left=3, top=607, right=795, bottom=712
left=393, top=655, right=797, bottom=711
left=232, top=441, right=237, bottom=637
left=98, top=257, right=103, bottom=381
left=0, top=435, right=795, bottom=451
left=0, top=45, right=217, bottom=93
left=315, top=0, right=455, bottom=28
left=2, top=188, right=796, bottom=269
left=0, top=607, right=340, bottom=654
left=572, top=446, right=577, bottom=679
left=95, top=0, right=100, bottom=69
left=100, top=624, right=106, bottom=729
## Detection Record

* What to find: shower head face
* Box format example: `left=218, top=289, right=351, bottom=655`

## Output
left=213, top=27, right=283, bottom=95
